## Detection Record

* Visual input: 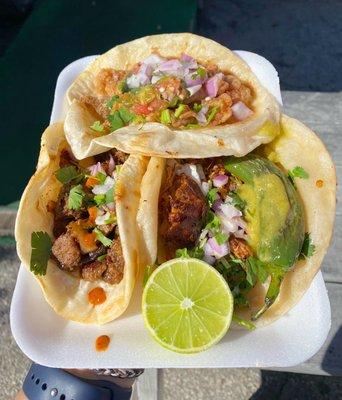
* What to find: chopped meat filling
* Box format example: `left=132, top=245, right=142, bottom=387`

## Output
left=52, top=232, right=81, bottom=271
left=82, top=261, right=107, bottom=281
left=103, top=238, right=125, bottom=284
left=160, top=173, right=207, bottom=252
left=229, top=237, right=253, bottom=260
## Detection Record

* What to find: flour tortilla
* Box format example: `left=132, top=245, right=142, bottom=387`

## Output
left=15, top=123, right=150, bottom=324
left=64, top=33, right=280, bottom=160
left=137, top=115, right=336, bottom=326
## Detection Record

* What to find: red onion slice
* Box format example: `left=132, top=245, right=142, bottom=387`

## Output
left=204, top=237, right=229, bottom=259
left=205, top=73, right=224, bottom=98
left=108, top=154, right=115, bottom=175
left=87, top=162, right=106, bottom=176
left=187, top=84, right=202, bottom=97
left=180, top=53, right=198, bottom=69
left=231, top=101, right=253, bottom=121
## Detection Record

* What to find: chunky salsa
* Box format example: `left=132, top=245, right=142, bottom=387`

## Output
left=83, top=54, right=254, bottom=133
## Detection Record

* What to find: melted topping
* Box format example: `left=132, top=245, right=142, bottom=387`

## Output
left=95, top=335, right=110, bottom=351
left=88, top=287, right=107, bottom=306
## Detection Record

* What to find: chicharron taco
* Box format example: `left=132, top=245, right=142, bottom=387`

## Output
left=137, top=115, right=336, bottom=327
left=15, top=123, right=150, bottom=324
left=64, top=33, right=280, bottom=160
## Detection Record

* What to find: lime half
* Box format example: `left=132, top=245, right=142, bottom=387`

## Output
left=142, top=258, right=233, bottom=353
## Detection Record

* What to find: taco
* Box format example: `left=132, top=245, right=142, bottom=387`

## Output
left=64, top=33, right=280, bottom=160
left=137, top=115, right=336, bottom=327
left=15, top=123, right=150, bottom=324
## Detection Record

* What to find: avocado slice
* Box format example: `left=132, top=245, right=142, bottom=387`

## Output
left=225, top=155, right=305, bottom=271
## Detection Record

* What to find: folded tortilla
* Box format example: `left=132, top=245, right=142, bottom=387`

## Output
left=15, top=123, right=150, bottom=324
left=137, top=115, right=336, bottom=327
left=64, top=33, right=280, bottom=160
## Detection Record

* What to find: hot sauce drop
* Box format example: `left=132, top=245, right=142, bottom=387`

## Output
left=88, top=287, right=106, bottom=306
left=95, top=335, right=110, bottom=351
left=316, top=179, right=324, bottom=188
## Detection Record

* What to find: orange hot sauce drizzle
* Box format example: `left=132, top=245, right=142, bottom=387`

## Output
left=95, top=335, right=110, bottom=351
left=88, top=287, right=107, bottom=306
left=316, top=179, right=324, bottom=188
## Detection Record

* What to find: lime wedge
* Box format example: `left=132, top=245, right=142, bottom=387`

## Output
left=142, top=258, right=233, bottom=353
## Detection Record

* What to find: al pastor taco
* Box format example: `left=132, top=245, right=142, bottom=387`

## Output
left=15, top=123, right=149, bottom=324
left=137, top=115, right=336, bottom=328
left=64, top=33, right=280, bottom=159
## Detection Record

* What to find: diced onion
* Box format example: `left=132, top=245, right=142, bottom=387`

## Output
left=205, top=73, right=223, bottom=98
left=212, top=174, right=228, bottom=188
left=196, top=104, right=208, bottom=125
left=88, top=162, right=106, bottom=176
left=95, top=211, right=111, bottom=226
left=187, top=84, right=202, bottom=96
left=204, top=237, right=229, bottom=259
left=180, top=53, right=198, bottom=69
left=126, top=72, right=150, bottom=89
left=108, top=154, right=115, bottom=174
left=231, top=101, right=253, bottom=121
left=92, top=176, right=115, bottom=195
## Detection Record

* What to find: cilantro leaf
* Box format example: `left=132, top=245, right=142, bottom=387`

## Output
left=288, top=166, right=309, bottom=185
left=94, top=194, right=106, bottom=206
left=107, top=111, right=125, bottom=131
left=247, top=257, right=269, bottom=284
left=67, top=184, right=85, bottom=210
left=300, top=232, right=316, bottom=259
left=118, top=80, right=129, bottom=93
left=106, top=95, right=119, bottom=108
left=105, top=187, right=114, bottom=204
left=215, top=232, right=229, bottom=245
left=207, top=188, right=218, bottom=207
left=193, top=103, right=202, bottom=112
left=90, top=121, right=104, bottom=132
left=175, top=248, right=190, bottom=258
left=96, top=172, right=107, bottom=184
left=97, top=254, right=107, bottom=262
left=55, top=166, right=80, bottom=184
left=205, top=210, right=221, bottom=231
left=118, top=107, right=135, bottom=124
left=229, top=192, right=246, bottom=212
left=30, top=231, right=52, bottom=276
left=192, top=67, right=206, bottom=79
left=94, top=228, right=113, bottom=247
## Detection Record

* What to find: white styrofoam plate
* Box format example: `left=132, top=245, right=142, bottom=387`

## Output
left=11, top=53, right=330, bottom=368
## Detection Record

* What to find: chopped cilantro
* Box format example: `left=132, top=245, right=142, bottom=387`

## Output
left=105, top=187, right=114, bottom=204
left=300, top=232, right=316, bottom=259
left=104, top=214, right=117, bottom=225
left=174, top=104, right=186, bottom=118
left=192, top=67, right=206, bottom=79
left=160, top=109, right=172, bottom=124
left=215, top=232, right=229, bottom=245
left=229, top=192, right=246, bottom=212
left=94, top=194, right=106, bottom=206
left=118, top=107, right=135, bottom=124
left=90, top=121, right=104, bottom=132
left=175, top=247, right=204, bottom=259
left=288, top=166, right=309, bottom=185
left=193, top=103, right=202, bottom=112
left=207, top=106, right=219, bottom=123
left=95, top=172, right=107, bottom=184
left=97, top=254, right=107, bottom=262
left=107, top=111, right=125, bottom=131
left=106, top=95, right=119, bottom=108
left=55, top=166, right=80, bottom=184
left=30, top=231, right=52, bottom=276
left=232, top=315, right=256, bottom=331
left=67, top=184, right=85, bottom=210
left=185, top=123, right=200, bottom=129
left=205, top=210, right=221, bottom=231
left=168, top=96, right=179, bottom=108
left=94, top=228, right=112, bottom=247
left=207, top=188, right=218, bottom=207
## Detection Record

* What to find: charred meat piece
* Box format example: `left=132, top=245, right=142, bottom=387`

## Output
left=82, top=261, right=107, bottom=281
left=52, top=232, right=81, bottom=271
left=102, top=238, right=125, bottom=284
left=112, top=149, right=129, bottom=164
left=229, top=237, right=253, bottom=260
left=160, top=173, right=207, bottom=251
left=59, top=149, right=76, bottom=168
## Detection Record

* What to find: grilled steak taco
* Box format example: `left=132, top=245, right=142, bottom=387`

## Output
left=64, top=33, right=280, bottom=160
left=137, top=115, right=336, bottom=327
left=15, top=123, right=149, bottom=324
